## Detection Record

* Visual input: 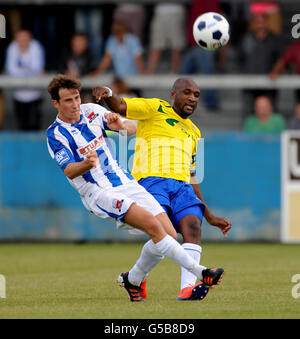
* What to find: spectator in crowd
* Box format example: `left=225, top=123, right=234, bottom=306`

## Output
left=147, top=3, right=186, bottom=74
left=239, top=13, right=284, bottom=116
left=89, top=20, right=145, bottom=77
left=243, top=95, right=286, bottom=132
left=74, top=6, right=103, bottom=69
left=59, top=32, right=94, bottom=103
left=287, top=103, right=300, bottom=130
left=113, top=4, right=146, bottom=42
left=5, top=29, right=45, bottom=131
left=249, top=2, right=282, bottom=34
left=269, top=40, right=300, bottom=104
left=180, top=0, right=221, bottom=111
left=59, top=32, right=93, bottom=78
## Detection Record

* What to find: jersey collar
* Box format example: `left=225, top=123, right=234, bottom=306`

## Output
left=56, top=114, right=83, bottom=127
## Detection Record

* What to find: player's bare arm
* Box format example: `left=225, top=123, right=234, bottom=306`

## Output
left=92, top=86, right=127, bottom=116
left=135, top=54, right=146, bottom=75
left=269, top=58, right=285, bottom=81
left=89, top=52, right=112, bottom=78
left=190, top=173, right=232, bottom=238
left=64, top=151, right=98, bottom=180
left=122, top=121, right=137, bottom=136
left=104, top=112, right=136, bottom=136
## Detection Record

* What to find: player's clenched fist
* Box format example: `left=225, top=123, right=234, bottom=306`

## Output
left=85, top=151, right=98, bottom=168
left=104, top=112, right=124, bottom=131
left=104, top=112, right=120, bottom=123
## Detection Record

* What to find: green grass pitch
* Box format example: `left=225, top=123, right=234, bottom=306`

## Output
left=0, top=242, right=299, bottom=319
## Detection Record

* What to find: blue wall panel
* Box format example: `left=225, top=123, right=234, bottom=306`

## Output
left=200, top=133, right=280, bottom=241
left=0, top=132, right=281, bottom=241
left=0, top=133, right=81, bottom=207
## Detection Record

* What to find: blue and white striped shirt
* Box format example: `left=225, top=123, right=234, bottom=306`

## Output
left=46, top=103, right=134, bottom=193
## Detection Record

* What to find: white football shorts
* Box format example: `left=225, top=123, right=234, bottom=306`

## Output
left=81, top=180, right=165, bottom=233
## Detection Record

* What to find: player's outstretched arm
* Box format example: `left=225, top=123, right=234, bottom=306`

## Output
left=92, top=86, right=127, bottom=116
left=190, top=173, right=232, bottom=238
left=269, top=58, right=285, bottom=81
left=64, top=151, right=98, bottom=180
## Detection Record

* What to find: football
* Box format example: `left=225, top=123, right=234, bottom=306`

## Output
left=193, top=12, right=230, bottom=50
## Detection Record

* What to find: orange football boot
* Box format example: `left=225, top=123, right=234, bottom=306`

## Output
left=176, top=282, right=209, bottom=301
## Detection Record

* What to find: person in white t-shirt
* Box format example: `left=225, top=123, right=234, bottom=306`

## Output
left=147, top=4, right=186, bottom=74
left=5, top=29, right=45, bottom=130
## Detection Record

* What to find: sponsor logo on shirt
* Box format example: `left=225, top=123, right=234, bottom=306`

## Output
left=78, top=135, right=104, bottom=157
left=55, top=149, right=70, bottom=167
left=85, top=109, right=99, bottom=123
left=112, top=199, right=124, bottom=212
left=166, top=118, right=179, bottom=126
left=71, top=129, right=79, bottom=135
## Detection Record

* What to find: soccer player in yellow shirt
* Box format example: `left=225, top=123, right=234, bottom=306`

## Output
left=93, top=78, right=231, bottom=301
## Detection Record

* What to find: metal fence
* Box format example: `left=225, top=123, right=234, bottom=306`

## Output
left=0, top=74, right=299, bottom=90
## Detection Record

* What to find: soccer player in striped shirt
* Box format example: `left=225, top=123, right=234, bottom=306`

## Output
left=93, top=78, right=231, bottom=301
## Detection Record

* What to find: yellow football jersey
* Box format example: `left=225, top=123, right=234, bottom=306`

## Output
left=123, top=97, right=201, bottom=183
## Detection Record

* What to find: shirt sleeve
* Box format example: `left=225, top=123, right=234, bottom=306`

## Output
left=30, top=40, right=45, bottom=74
left=47, top=127, right=75, bottom=171
left=274, top=114, right=286, bottom=131
left=123, top=97, right=158, bottom=120
left=130, top=35, right=143, bottom=57
left=105, top=37, right=114, bottom=55
left=5, top=43, right=23, bottom=77
left=243, top=116, right=254, bottom=132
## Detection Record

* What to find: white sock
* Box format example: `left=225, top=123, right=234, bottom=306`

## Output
left=154, top=235, right=206, bottom=280
left=180, top=243, right=202, bottom=289
left=128, top=240, right=164, bottom=286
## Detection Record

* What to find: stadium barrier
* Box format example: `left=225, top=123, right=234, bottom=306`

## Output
left=0, top=74, right=300, bottom=90
left=0, top=132, right=281, bottom=242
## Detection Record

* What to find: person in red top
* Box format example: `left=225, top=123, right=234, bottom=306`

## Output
left=186, top=0, right=221, bottom=46
left=269, top=40, right=300, bottom=103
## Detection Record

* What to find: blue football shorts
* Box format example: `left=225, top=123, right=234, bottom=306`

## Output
left=138, top=177, right=206, bottom=231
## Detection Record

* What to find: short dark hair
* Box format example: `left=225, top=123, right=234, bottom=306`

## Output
left=47, top=74, right=81, bottom=102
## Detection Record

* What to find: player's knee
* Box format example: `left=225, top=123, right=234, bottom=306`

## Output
left=188, top=218, right=201, bottom=237
left=155, top=212, right=177, bottom=240
left=168, top=227, right=177, bottom=240
left=180, top=216, right=201, bottom=241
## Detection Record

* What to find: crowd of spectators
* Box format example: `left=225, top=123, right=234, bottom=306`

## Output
left=0, top=1, right=299, bottom=132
